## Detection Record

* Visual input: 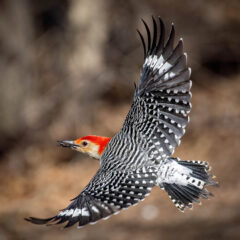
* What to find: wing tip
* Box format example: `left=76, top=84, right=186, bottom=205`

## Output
left=138, top=16, right=167, bottom=58
left=25, top=216, right=56, bottom=225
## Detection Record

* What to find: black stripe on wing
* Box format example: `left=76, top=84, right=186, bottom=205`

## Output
left=25, top=167, right=157, bottom=228
left=129, top=17, right=192, bottom=158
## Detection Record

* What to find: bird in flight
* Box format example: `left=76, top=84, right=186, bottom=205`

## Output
left=26, top=17, right=218, bottom=228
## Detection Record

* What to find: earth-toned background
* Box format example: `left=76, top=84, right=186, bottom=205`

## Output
left=0, top=0, right=239, bottom=239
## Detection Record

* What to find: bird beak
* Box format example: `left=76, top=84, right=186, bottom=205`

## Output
left=57, top=140, right=79, bottom=149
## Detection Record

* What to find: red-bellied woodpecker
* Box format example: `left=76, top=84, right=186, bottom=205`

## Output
left=26, top=17, right=218, bottom=228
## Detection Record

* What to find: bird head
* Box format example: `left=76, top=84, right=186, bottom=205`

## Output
left=58, top=135, right=111, bottom=160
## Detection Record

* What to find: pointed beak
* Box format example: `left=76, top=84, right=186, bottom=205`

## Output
left=57, top=140, right=79, bottom=149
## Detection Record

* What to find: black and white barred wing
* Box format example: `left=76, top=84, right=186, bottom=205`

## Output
left=123, top=17, right=191, bottom=159
left=25, top=167, right=156, bottom=228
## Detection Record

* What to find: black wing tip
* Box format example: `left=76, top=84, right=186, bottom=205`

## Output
left=141, top=18, right=147, bottom=25
left=158, top=16, right=164, bottom=24
left=138, top=16, right=169, bottom=58
left=151, top=15, right=158, bottom=27
left=25, top=216, right=81, bottom=228
left=170, top=24, right=175, bottom=35
left=141, top=18, right=151, bottom=53
left=25, top=216, right=56, bottom=225
left=141, top=18, right=149, bottom=33
left=137, top=29, right=146, bottom=59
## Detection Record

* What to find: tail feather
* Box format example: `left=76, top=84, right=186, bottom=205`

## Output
left=162, top=159, right=218, bottom=211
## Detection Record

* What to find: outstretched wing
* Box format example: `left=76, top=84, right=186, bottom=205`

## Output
left=123, top=17, right=192, bottom=159
left=25, top=166, right=157, bottom=228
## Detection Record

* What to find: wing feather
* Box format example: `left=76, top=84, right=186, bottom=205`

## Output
left=25, top=167, right=157, bottom=228
left=124, top=17, right=191, bottom=159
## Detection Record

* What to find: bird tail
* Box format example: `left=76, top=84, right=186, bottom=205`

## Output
left=161, top=159, right=218, bottom=212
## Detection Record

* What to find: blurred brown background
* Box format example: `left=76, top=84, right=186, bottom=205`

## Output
left=0, top=0, right=239, bottom=239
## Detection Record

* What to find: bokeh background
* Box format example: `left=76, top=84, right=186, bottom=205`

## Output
left=0, top=0, right=240, bottom=239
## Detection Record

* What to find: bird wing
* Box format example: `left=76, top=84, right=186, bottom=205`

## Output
left=25, top=166, right=157, bottom=228
left=123, top=17, right=192, bottom=160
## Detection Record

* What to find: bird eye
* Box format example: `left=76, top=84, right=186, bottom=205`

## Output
left=81, top=141, right=88, bottom=147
